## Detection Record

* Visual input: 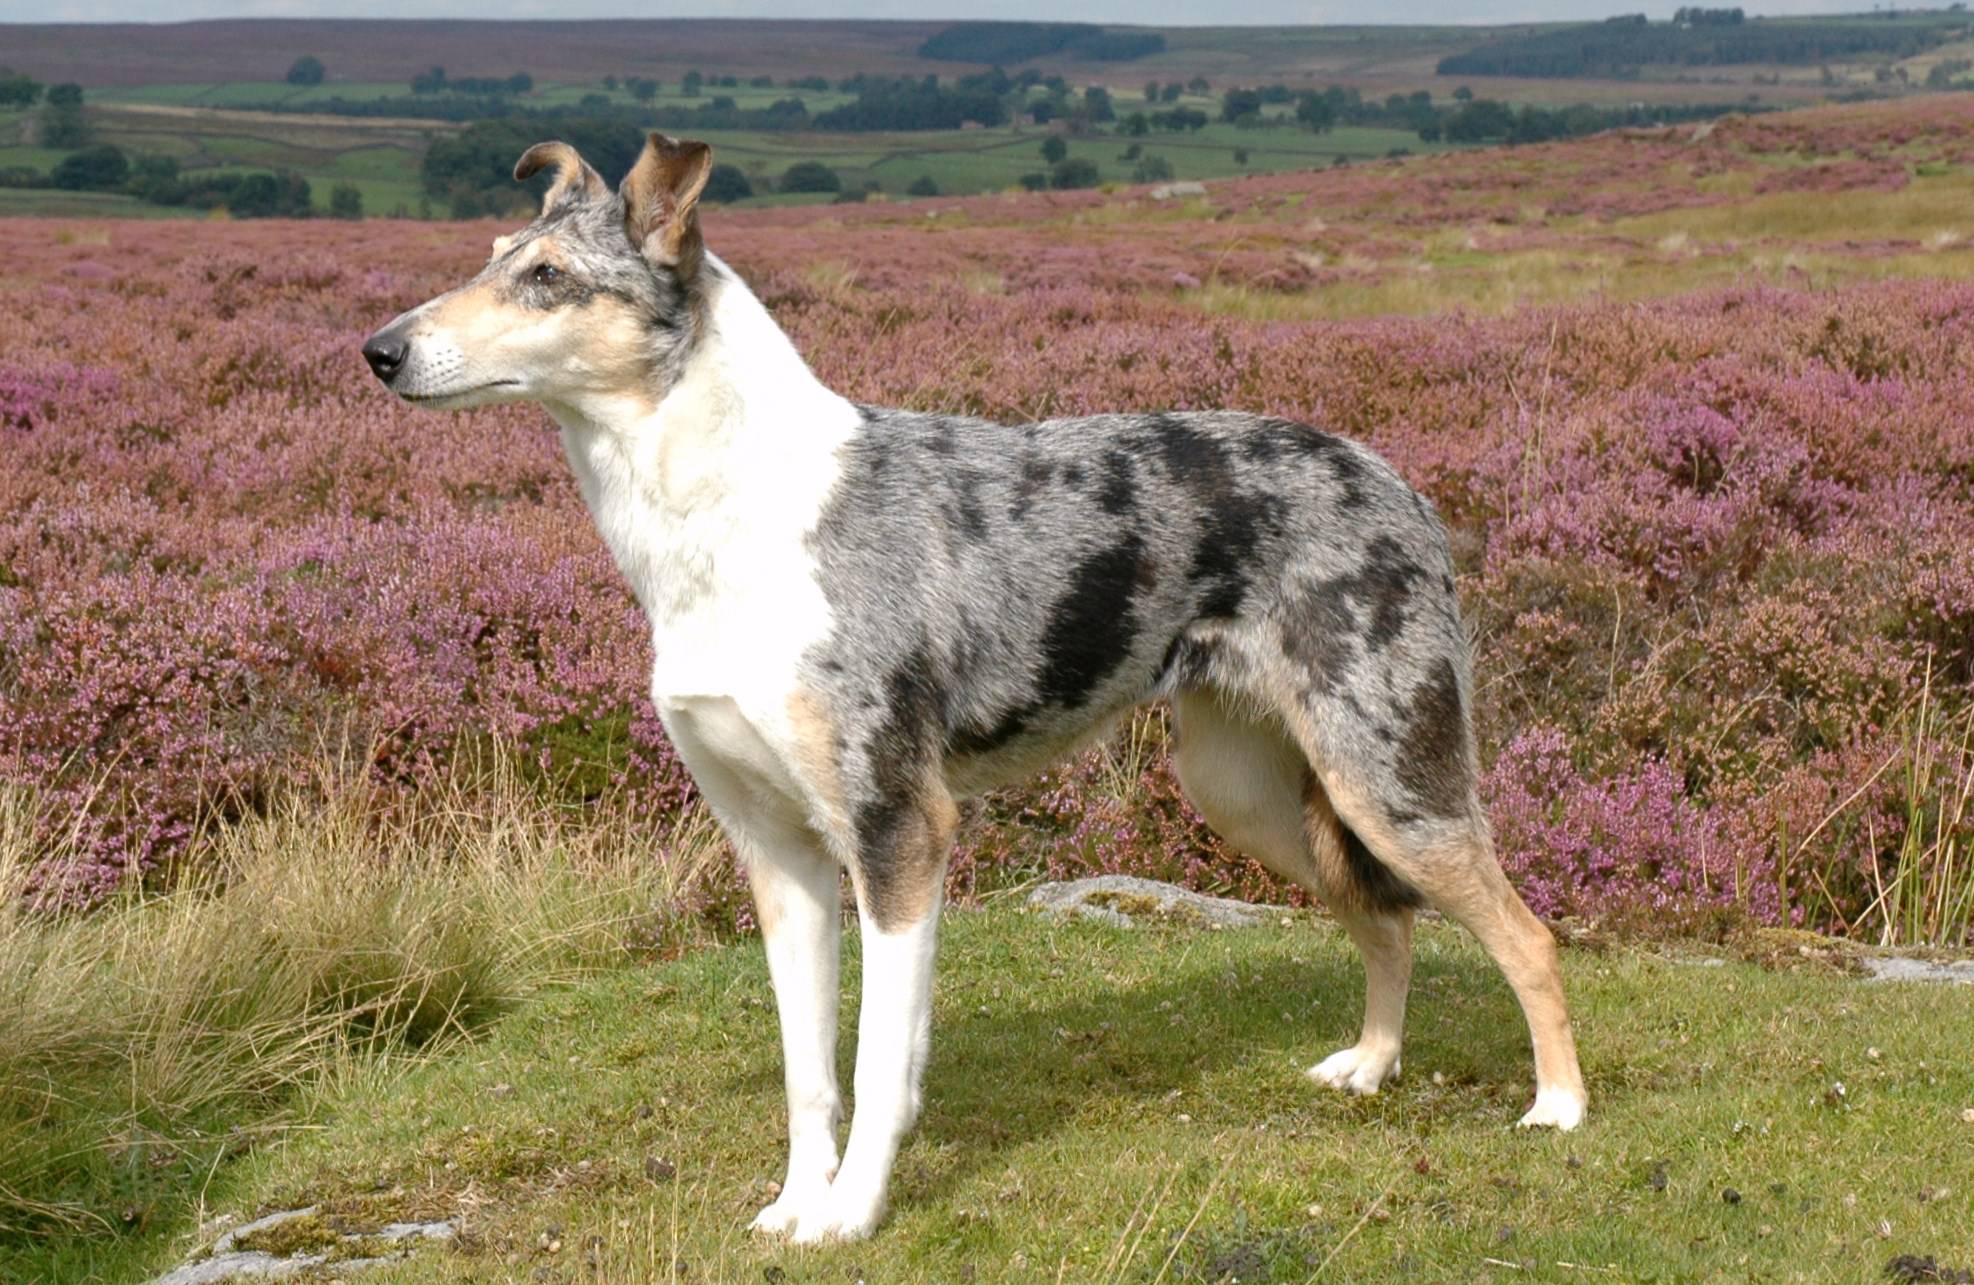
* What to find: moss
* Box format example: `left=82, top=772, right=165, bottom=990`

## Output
left=231, top=1212, right=342, bottom=1257
left=1084, top=890, right=1209, bottom=926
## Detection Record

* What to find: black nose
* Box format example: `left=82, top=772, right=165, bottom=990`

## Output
left=362, top=333, right=408, bottom=383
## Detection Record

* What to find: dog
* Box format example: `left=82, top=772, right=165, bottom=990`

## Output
left=361, top=132, right=1586, bottom=1243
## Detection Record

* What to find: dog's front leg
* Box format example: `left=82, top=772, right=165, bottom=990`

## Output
left=790, top=792, right=954, bottom=1244
left=741, top=826, right=846, bottom=1237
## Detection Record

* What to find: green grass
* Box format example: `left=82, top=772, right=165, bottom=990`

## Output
left=23, top=900, right=1971, bottom=1283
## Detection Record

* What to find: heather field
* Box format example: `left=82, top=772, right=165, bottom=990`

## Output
left=4, top=95, right=1974, bottom=1277
left=6, top=95, right=1974, bottom=935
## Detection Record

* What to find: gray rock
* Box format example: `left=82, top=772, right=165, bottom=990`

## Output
left=149, top=1205, right=455, bottom=1284
left=1861, top=956, right=1974, bottom=985
left=1149, top=181, right=1207, bottom=200
left=1028, top=875, right=1267, bottom=928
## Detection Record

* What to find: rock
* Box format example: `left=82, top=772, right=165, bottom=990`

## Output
left=1861, top=958, right=1974, bottom=985
left=1149, top=181, right=1206, bottom=200
left=1027, top=875, right=1267, bottom=929
left=148, top=1206, right=455, bottom=1284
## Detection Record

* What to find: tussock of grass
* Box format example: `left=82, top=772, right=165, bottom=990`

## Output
left=0, top=767, right=725, bottom=1245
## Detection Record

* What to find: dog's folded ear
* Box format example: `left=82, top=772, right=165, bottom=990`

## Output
left=513, top=141, right=608, bottom=214
left=620, top=133, right=714, bottom=272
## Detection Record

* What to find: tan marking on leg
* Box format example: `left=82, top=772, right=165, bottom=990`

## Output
left=1301, top=776, right=1414, bottom=1093
left=786, top=687, right=851, bottom=843
left=859, top=780, right=958, bottom=935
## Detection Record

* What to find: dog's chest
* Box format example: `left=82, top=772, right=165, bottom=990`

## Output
left=555, top=407, right=848, bottom=709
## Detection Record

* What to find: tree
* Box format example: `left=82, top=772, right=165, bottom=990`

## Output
left=631, top=77, right=659, bottom=103
left=1443, top=98, right=1515, bottom=143
left=506, top=72, right=533, bottom=94
left=1294, top=91, right=1336, bottom=132
left=1453, top=84, right=1474, bottom=101
left=703, top=163, right=753, bottom=203
left=329, top=181, right=363, bottom=219
left=1186, top=76, right=1211, bottom=94
left=1160, top=81, right=1183, bottom=103
left=682, top=70, right=703, bottom=97
left=1049, top=157, right=1100, bottom=189
left=286, top=56, right=325, bottom=86
left=50, top=145, right=127, bottom=191
left=1143, top=79, right=1158, bottom=102
left=40, top=83, right=88, bottom=148
left=1132, top=154, right=1173, bottom=182
left=778, top=160, right=840, bottom=193
left=228, top=171, right=311, bottom=217
left=1233, top=147, right=1248, bottom=165
left=1221, top=88, right=1262, bottom=123
left=1083, top=86, right=1114, bottom=123
left=411, top=66, right=446, bottom=94
left=1040, top=134, right=1067, bottom=164
left=127, top=152, right=182, bottom=202
left=0, top=67, right=45, bottom=106
left=907, top=174, right=939, bottom=196
left=1122, top=111, right=1149, bottom=136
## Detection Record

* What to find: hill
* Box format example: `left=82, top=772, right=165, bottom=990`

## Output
left=0, top=15, right=1918, bottom=105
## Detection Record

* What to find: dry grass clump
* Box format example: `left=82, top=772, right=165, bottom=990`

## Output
left=0, top=763, right=725, bottom=1238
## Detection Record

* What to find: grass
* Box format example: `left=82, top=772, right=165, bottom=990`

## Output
left=15, top=889, right=1972, bottom=1282
left=0, top=764, right=726, bottom=1280
left=1177, top=167, right=1974, bottom=322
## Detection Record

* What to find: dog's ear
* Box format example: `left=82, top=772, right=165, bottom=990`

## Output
left=620, top=133, right=713, bottom=272
left=513, top=141, right=608, bottom=214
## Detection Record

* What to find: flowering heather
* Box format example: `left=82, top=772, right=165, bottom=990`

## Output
left=2, top=98, right=1971, bottom=938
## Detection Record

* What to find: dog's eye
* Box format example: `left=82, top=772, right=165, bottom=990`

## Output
left=532, top=263, right=561, bottom=285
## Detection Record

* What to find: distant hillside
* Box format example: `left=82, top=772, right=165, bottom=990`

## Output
left=6, top=13, right=1961, bottom=112
left=1440, top=10, right=1967, bottom=79
left=0, top=19, right=951, bottom=87
left=918, top=22, right=1166, bottom=64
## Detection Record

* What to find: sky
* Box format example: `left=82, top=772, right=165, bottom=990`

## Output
left=0, top=0, right=1891, bottom=24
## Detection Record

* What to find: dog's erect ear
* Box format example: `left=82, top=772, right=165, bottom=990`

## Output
left=620, top=133, right=713, bottom=271
left=513, top=141, right=608, bottom=214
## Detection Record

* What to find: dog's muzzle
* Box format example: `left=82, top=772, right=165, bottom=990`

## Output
left=361, top=328, right=409, bottom=385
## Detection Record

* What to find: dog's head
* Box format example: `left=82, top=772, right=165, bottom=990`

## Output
left=361, top=132, right=714, bottom=413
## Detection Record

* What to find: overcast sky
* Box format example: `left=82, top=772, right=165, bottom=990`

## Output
left=0, top=0, right=1889, bottom=25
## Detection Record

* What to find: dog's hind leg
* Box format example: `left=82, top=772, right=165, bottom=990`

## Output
left=1171, top=689, right=1415, bottom=1096
left=791, top=780, right=957, bottom=1244
left=1278, top=697, right=1587, bottom=1130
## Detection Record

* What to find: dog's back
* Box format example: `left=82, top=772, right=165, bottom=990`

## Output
left=806, top=406, right=1470, bottom=832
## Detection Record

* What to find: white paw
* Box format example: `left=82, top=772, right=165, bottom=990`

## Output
left=1308, top=1045, right=1401, bottom=1096
left=1516, top=1086, right=1587, bottom=1131
left=749, top=1183, right=832, bottom=1238
left=787, top=1183, right=885, bottom=1245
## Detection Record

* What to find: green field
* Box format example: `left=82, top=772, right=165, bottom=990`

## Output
left=0, top=80, right=1438, bottom=220
left=18, top=903, right=1972, bottom=1283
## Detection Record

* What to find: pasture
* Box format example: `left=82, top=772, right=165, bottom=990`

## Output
left=0, top=85, right=1436, bottom=219
left=2, top=91, right=1973, bottom=1281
